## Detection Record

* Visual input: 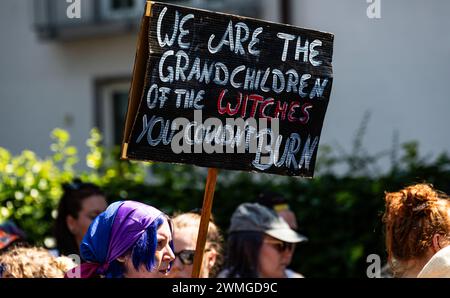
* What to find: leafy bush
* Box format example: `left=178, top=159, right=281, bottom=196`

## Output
left=0, top=128, right=149, bottom=246
left=1, top=125, right=449, bottom=277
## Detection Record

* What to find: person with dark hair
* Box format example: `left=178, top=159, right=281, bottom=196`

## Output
left=66, top=200, right=175, bottom=278
left=218, top=203, right=307, bottom=278
left=219, top=231, right=264, bottom=278
left=54, top=179, right=107, bottom=256
left=383, top=183, right=450, bottom=277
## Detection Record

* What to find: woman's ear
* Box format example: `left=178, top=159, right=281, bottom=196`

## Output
left=66, top=215, right=78, bottom=235
left=206, top=248, right=217, bottom=270
left=432, top=234, right=443, bottom=253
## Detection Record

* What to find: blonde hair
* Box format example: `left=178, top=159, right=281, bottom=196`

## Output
left=172, top=212, right=223, bottom=277
left=0, top=246, right=76, bottom=278
left=383, top=183, right=450, bottom=275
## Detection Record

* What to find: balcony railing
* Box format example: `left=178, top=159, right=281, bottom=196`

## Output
left=33, top=0, right=261, bottom=41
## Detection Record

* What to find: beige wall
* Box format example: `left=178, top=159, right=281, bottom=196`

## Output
left=1, top=0, right=449, bottom=171
left=291, top=0, right=450, bottom=165
left=0, top=0, right=136, bottom=160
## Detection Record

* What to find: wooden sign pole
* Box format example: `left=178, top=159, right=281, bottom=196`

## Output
left=191, top=168, right=218, bottom=278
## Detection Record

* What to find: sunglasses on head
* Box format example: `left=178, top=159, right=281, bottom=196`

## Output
left=264, top=240, right=294, bottom=253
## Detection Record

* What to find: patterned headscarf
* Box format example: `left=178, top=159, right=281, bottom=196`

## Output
left=66, top=201, right=164, bottom=278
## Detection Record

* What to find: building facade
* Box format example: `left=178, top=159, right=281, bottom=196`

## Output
left=0, top=0, right=449, bottom=171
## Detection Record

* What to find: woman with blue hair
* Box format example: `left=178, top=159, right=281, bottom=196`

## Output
left=66, top=200, right=175, bottom=278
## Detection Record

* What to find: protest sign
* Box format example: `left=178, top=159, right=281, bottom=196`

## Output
left=121, top=1, right=334, bottom=178
left=121, top=1, right=334, bottom=277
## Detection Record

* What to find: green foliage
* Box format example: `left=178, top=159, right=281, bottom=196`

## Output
left=1, top=126, right=449, bottom=277
left=0, top=128, right=149, bottom=246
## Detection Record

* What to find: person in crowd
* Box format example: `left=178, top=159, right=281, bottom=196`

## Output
left=54, top=178, right=107, bottom=256
left=0, top=220, right=27, bottom=252
left=166, top=211, right=223, bottom=278
left=66, top=200, right=175, bottom=278
left=257, top=191, right=307, bottom=278
left=0, top=246, right=76, bottom=278
left=218, top=203, right=307, bottom=278
left=383, top=183, right=450, bottom=277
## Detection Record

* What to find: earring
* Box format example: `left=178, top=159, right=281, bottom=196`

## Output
left=116, top=256, right=126, bottom=263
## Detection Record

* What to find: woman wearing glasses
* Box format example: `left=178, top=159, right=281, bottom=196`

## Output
left=54, top=179, right=108, bottom=256
left=218, top=203, right=307, bottom=278
left=166, top=212, right=223, bottom=278
left=257, top=191, right=305, bottom=277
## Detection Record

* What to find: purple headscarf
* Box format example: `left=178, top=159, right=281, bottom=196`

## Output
left=66, top=200, right=164, bottom=278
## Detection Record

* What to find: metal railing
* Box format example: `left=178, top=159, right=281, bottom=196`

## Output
left=32, top=0, right=261, bottom=41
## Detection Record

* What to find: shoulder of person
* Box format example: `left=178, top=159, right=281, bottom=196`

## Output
left=285, top=268, right=304, bottom=278
left=217, top=268, right=242, bottom=278
left=217, top=269, right=229, bottom=278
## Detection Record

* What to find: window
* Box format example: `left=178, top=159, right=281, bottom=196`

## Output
left=112, top=90, right=129, bottom=146
left=97, top=81, right=131, bottom=147
left=111, top=0, right=135, bottom=10
left=100, top=0, right=146, bottom=20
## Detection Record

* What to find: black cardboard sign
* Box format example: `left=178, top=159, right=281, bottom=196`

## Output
left=121, top=1, right=334, bottom=177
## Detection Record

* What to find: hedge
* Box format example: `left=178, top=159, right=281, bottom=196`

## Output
left=1, top=127, right=449, bottom=277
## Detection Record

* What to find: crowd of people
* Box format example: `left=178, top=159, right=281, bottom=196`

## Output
left=1, top=180, right=450, bottom=278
